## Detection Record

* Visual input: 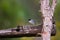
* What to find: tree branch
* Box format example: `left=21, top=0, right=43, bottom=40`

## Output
left=0, top=25, right=42, bottom=38
left=40, top=0, right=57, bottom=40
left=51, top=0, right=57, bottom=16
left=0, top=22, right=56, bottom=38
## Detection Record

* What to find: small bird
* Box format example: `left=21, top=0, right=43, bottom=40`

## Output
left=28, top=19, right=36, bottom=25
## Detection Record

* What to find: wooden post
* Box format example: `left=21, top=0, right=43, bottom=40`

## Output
left=40, top=0, right=57, bottom=40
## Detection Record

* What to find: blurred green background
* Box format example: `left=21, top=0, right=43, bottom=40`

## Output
left=0, top=0, right=60, bottom=40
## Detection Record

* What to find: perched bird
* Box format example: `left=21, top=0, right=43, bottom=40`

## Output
left=28, top=19, right=36, bottom=25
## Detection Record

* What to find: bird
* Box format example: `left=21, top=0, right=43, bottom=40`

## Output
left=28, top=19, right=36, bottom=25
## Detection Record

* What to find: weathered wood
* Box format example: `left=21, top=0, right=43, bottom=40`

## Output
left=0, top=25, right=42, bottom=38
left=0, top=22, right=56, bottom=38
left=40, top=0, right=57, bottom=40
